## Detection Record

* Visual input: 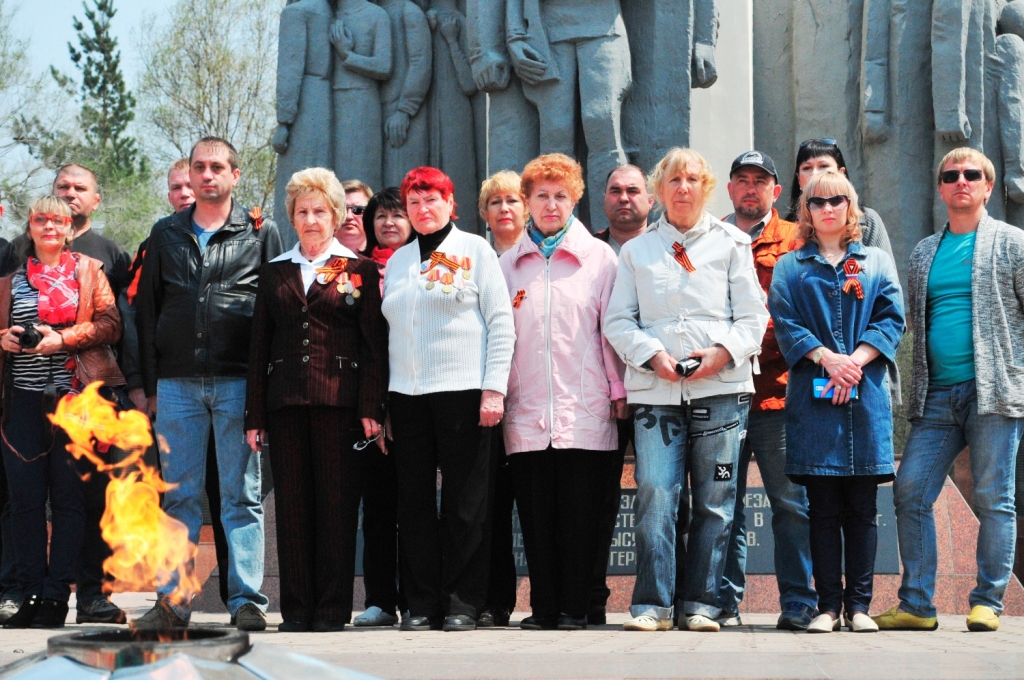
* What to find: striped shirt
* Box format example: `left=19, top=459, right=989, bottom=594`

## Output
left=10, top=272, right=73, bottom=392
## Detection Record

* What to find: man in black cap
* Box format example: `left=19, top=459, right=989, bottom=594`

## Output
left=716, top=151, right=818, bottom=631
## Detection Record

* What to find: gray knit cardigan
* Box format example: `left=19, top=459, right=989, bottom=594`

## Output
left=907, top=212, right=1024, bottom=419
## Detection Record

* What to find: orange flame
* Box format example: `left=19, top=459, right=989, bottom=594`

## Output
left=48, top=383, right=201, bottom=606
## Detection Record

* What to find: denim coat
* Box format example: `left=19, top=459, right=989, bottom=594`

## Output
left=768, top=241, right=905, bottom=479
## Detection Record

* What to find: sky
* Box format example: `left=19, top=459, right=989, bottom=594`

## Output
left=13, top=0, right=178, bottom=87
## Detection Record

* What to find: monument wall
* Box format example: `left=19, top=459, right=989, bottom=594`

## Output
left=274, top=0, right=1024, bottom=270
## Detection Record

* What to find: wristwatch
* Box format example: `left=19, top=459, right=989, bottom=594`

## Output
left=811, top=347, right=826, bottom=365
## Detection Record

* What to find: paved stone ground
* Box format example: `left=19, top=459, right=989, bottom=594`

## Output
left=2, top=594, right=1024, bottom=679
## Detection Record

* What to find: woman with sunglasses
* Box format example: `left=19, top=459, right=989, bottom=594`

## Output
left=244, top=168, right=388, bottom=632
left=785, top=139, right=894, bottom=263
left=0, top=195, right=125, bottom=629
left=769, top=171, right=904, bottom=634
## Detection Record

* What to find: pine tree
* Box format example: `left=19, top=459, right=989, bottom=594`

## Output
left=66, top=0, right=144, bottom=181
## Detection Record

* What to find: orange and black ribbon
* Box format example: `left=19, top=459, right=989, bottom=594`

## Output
left=841, top=258, right=864, bottom=299
left=315, top=257, right=349, bottom=284
left=249, top=206, right=264, bottom=231
left=512, top=289, right=526, bottom=308
left=429, top=251, right=460, bottom=273
left=672, top=242, right=696, bottom=273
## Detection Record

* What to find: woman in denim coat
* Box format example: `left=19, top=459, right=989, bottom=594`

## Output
left=769, top=171, right=904, bottom=634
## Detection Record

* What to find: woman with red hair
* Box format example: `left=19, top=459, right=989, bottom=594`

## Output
left=381, top=166, right=515, bottom=632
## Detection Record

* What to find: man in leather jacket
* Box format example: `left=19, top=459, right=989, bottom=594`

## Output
left=134, top=137, right=284, bottom=631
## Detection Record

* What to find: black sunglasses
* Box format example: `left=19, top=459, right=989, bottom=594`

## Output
left=347, top=205, right=366, bottom=215
left=806, top=195, right=849, bottom=210
left=939, top=169, right=984, bottom=184
left=799, top=138, right=838, bottom=148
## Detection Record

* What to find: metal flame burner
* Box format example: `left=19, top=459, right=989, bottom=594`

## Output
left=47, top=629, right=250, bottom=670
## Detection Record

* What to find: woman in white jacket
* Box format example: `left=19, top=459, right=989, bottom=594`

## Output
left=604, top=148, right=769, bottom=633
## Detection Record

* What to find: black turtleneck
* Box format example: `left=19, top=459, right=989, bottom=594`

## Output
left=417, top=222, right=454, bottom=262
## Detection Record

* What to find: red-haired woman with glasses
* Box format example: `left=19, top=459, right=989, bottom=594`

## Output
left=381, top=167, right=515, bottom=632
left=0, top=195, right=124, bottom=629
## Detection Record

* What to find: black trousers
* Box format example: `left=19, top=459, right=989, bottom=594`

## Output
left=803, top=476, right=879, bottom=615
left=361, top=444, right=404, bottom=614
left=390, top=390, right=494, bottom=619
left=484, top=427, right=518, bottom=614
left=1, top=388, right=85, bottom=601
left=268, top=405, right=365, bottom=624
left=589, top=418, right=630, bottom=614
left=510, top=447, right=606, bottom=619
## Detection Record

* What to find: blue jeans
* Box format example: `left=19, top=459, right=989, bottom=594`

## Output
left=630, top=394, right=750, bottom=619
left=156, top=378, right=267, bottom=616
left=718, top=409, right=816, bottom=614
left=895, top=380, right=1022, bottom=617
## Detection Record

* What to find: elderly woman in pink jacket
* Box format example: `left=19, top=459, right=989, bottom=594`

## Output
left=499, top=153, right=626, bottom=631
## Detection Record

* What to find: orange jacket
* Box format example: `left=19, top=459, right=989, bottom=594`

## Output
left=749, top=209, right=799, bottom=411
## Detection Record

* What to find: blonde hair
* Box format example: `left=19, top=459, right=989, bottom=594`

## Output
left=520, top=153, right=585, bottom=203
left=342, top=179, right=374, bottom=201
left=478, top=170, right=525, bottom=219
left=936, top=147, right=996, bottom=184
left=286, top=167, right=347, bottom=227
left=648, top=148, right=716, bottom=209
left=797, top=171, right=863, bottom=246
left=168, top=158, right=189, bottom=178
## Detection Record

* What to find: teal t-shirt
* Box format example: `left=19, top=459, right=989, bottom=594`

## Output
left=191, top=219, right=217, bottom=252
left=926, top=230, right=975, bottom=385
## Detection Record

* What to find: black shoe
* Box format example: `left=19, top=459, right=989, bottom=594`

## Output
left=31, top=599, right=69, bottom=629
left=557, top=615, right=587, bottom=631
left=587, top=608, right=607, bottom=626
left=519, top=615, right=557, bottom=630
left=76, top=597, right=127, bottom=624
left=278, top=621, right=310, bottom=632
left=477, top=609, right=510, bottom=627
left=400, top=615, right=434, bottom=632
left=3, top=595, right=41, bottom=629
left=443, top=614, right=476, bottom=632
left=312, top=620, right=345, bottom=632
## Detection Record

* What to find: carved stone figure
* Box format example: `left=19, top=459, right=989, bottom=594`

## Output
left=997, top=1, right=1024, bottom=227
left=331, top=0, right=393, bottom=190
left=932, top=0, right=1005, bottom=223
left=620, top=1, right=719, bottom=179
left=504, top=0, right=633, bottom=232
left=425, top=0, right=479, bottom=226
left=467, top=0, right=540, bottom=176
left=380, top=0, right=433, bottom=188
left=272, top=0, right=336, bottom=233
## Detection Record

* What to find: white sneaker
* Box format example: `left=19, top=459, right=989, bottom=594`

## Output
left=807, top=613, right=840, bottom=633
left=623, top=614, right=673, bottom=631
left=353, top=606, right=398, bottom=627
left=715, top=612, right=742, bottom=627
left=845, top=611, right=879, bottom=633
left=685, top=614, right=720, bottom=632
left=0, top=598, right=19, bottom=624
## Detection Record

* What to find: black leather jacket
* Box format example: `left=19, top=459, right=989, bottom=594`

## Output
left=136, top=202, right=285, bottom=396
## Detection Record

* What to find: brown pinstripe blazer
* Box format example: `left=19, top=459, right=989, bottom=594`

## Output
left=243, top=255, right=387, bottom=430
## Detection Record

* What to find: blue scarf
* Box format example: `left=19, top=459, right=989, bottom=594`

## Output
left=528, top=216, right=573, bottom=258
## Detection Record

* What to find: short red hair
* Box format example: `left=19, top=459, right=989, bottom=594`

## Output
left=400, top=166, right=458, bottom=220
left=520, top=153, right=585, bottom=203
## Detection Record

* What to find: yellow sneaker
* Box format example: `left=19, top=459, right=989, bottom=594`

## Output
left=871, top=605, right=938, bottom=631
left=966, top=605, right=999, bottom=632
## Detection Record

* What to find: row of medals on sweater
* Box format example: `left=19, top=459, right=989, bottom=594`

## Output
left=421, top=251, right=473, bottom=300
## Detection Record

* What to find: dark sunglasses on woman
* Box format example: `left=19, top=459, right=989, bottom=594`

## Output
left=806, top=195, right=849, bottom=210
left=939, top=169, right=984, bottom=184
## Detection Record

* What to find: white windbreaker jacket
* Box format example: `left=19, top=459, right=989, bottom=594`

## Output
left=603, top=212, right=769, bottom=405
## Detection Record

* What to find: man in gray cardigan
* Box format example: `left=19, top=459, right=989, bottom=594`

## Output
left=875, top=148, right=1024, bottom=633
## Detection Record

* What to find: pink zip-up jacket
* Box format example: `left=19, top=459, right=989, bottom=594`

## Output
left=499, top=218, right=626, bottom=454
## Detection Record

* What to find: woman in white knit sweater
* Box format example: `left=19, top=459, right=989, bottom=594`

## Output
left=381, top=166, right=515, bottom=633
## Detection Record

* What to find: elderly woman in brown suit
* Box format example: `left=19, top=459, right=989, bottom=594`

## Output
left=244, top=167, right=388, bottom=633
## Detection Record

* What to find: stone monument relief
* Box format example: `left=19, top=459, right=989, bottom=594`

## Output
left=274, top=0, right=1024, bottom=260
